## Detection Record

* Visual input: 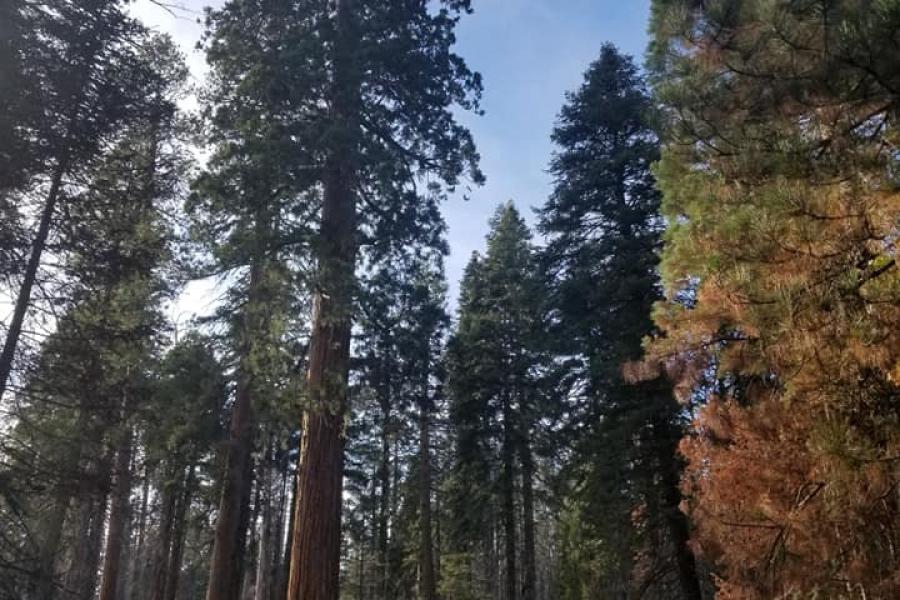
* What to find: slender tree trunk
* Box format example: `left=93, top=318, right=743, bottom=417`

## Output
left=377, top=392, right=391, bottom=598
left=253, top=455, right=273, bottom=600
left=0, top=160, right=65, bottom=399
left=286, top=1, right=359, bottom=598
left=519, top=440, right=536, bottom=600
left=33, top=490, right=69, bottom=600
left=151, top=466, right=179, bottom=600
left=278, top=469, right=298, bottom=600
left=418, top=399, right=436, bottom=600
left=131, top=463, right=152, bottom=600
left=206, top=379, right=255, bottom=600
left=654, top=407, right=702, bottom=600
left=501, top=393, right=517, bottom=600
left=99, top=427, right=134, bottom=600
left=164, top=465, right=196, bottom=600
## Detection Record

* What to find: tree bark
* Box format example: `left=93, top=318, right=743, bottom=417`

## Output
left=98, top=427, right=134, bottom=600
left=655, top=408, right=703, bottom=600
left=278, top=469, right=298, bottom=600
left=418, top=398, right=437, bottom=600
left=501, top=392, right=517, bottom=600
left=520, top=440, right=536, bottom=600
left=33, top=489, right=69, bottom=600
left=164, top=465, right=196, bottom=600
left=65, top=448, right=112, bottom=600
left=286, top=1, right=359, bottom=598
left=131, top=464, right=152, bottom=600
left=377, top=386, right=391, bottom=599
left=206, top=380, right=255, bottom=600
left=151, top=465, right=178, bottom=600
left=253, top=455, right=273, bottom=600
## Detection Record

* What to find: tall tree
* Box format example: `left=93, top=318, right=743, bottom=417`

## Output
left=646, top=1, right=900, bottom=597
left=0, top=0, right=158, bottom=399
left=446, top=204, right=546, bottom=600
left=193, top=2, right=315, bottom=596
left=279, top=2, right=483, bottom=598
left=538, top=45, right=701, bottom=599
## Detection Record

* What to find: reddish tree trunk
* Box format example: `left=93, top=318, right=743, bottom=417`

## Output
left=206, top=382, right=254, bottom=600
left=286, top=0, right=359, bottom=598
left=98, top=427, right=134, bottom=600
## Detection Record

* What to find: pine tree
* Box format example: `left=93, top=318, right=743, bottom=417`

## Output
left=646, top=1, right=900, bottom=596
left=538, top=45, right=701, bottom=599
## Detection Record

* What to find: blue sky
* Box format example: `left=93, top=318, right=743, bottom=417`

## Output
left=446, top=0, right=652, bottom=302
left=132, top=0, right=653, bottom=314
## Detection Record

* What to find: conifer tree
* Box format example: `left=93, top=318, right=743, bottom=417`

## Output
left=539, top=45, right=701, bottom=599
left=646, top=1, right=900, bottom=596
left=0, top=36, right=187, bottom=599
left=0, top=0, right=162, bottom=399
left=446, top=204, right=546, bottom=600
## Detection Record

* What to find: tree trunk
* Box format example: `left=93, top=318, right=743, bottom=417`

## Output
left=151, top=465, right=179, bottom=600
left=0, top=160, right=65, bottom=400
left=164, top=465, right=196, bottom=600
left=418, top=399, right=436, bottom=600
left=520, top=440, right=536, bottom=600
left=286, top=0, right=359, bottom=598
left=206, top=379, right=255, bottom=600
left=377, top=391, right=391, bottom=599
left=501, top=392, right=517, bottom=600
left=65, top=449, right=112, bottom=600
left=99, top=427, right=134, bottom=600
left=33, top=490, right=69, bottom=600
left=278, top=469, right=298, bottom=600
left=253, top=456, right=273, bottom=600
left=131, top=464, right=152, bottom=600
left=655, top=408, right=702, bottom=600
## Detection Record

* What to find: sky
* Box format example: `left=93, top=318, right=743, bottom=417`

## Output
left=130, top=0, right=653, bottom=318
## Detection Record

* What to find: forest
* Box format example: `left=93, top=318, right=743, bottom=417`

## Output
left=1, top=0, right=899, bottom=599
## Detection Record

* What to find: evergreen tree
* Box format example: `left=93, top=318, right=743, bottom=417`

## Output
left=0, top=0, right=163, bottom=399
left=646, top=1, right=900, bottom=596
left=538, top=45, right=701, bottom=599
left=446, top=204, right=547, bottom=600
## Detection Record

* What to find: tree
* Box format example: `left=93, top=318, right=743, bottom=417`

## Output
left=0, top=0, right=160, bottom=399
left=278, top=2, right=482, bottom=598
left=446, top=204, right=546, bottom=600
left=193, top=2, right=316, bottom=595
left=538, top=45, right=701, bottom=599
left=646, top=1, right=900, bottom=596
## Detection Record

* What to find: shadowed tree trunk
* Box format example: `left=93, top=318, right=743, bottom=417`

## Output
left=654, top=406, right=702, bottom=600
left=99, top=427, right=134, bottom=600
left=418, top=395, right=436, bottom=600
left=501, top=391, right=517, bottom=600
left=286, top=0, right=359, bottom=598
left=206, top=380, right=255, bottom=600
left=207, top=237, right=268, bottom=600
left=151, top=461, right=182, bottom=600
left=164, top=465, right=196, bottom=600
left=0, top=161, right=65, bottom=400
left=520, top=439, right=536, bottom=600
